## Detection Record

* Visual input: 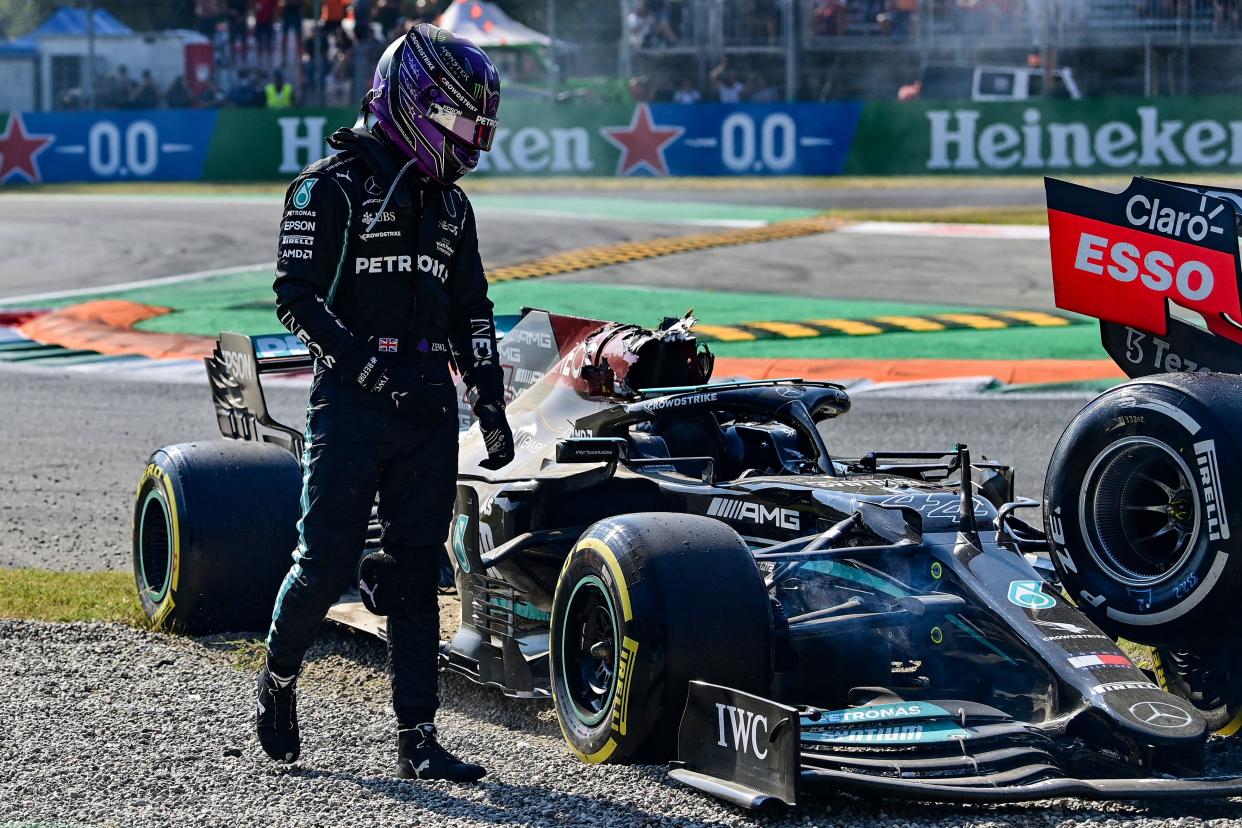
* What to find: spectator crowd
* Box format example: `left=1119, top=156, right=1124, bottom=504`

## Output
left=71, top=1, right=432, bottom=110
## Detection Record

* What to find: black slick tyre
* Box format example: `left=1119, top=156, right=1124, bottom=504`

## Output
left=133, top=441, right=301, bottom=634
left=1044, top=373, right=1242, bottom=646
left=1153, top=645, right=1242, bottom=735
left=549, top=512, right=773, bottom=764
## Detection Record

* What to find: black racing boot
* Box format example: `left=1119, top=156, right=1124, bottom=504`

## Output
left=255, top=661, right=300, bottom=762
left=396, top=723, right=486, bottom=782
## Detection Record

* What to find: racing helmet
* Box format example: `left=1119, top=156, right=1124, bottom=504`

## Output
left=363, top=24, right=500, bottom=184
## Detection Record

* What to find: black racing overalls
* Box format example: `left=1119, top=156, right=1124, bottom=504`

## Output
left=265, top=127, right=502, bottom=727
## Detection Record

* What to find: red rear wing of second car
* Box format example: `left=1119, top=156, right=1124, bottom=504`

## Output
left=1046, top=176, right=1242, bottom=377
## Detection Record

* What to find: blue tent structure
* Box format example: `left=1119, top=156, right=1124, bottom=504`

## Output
left=13, top=7, right=133, bottom=45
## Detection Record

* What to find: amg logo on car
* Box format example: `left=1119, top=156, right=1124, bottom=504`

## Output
left=1195, top=439, right=1230, bottom=541
left=503, top=329, right=555, bottom=348
left=715, top=703, right=770, bottom=759
left=707, top=498, right=800, bottom=530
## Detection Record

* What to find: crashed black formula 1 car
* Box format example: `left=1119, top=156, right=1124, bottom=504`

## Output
left=131, top=179, right=1242, bottom=805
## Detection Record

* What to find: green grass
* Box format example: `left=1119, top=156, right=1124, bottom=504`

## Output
left=0, top=569, right=146, bottom=626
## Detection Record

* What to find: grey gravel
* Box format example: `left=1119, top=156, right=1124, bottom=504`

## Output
left=3, top=619, right=1242, bottom=827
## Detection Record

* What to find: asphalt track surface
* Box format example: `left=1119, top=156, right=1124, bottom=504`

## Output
left=0, top=183, right=1074, bottom=574
left=0, top=197, right=689, bottom=298
left=529, top=181, right=1050, bottom=210
left=0, top=191, right=1052, bottom=308
left=0, top=365, right=1083, bottom=572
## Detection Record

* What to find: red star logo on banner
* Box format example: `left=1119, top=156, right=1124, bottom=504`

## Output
left=601, top=104, right=684, bottom=176
left=0, top=113, right=53, bottom=184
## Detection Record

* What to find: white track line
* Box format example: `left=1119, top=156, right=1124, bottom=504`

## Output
left=0, top=194, right=771, bottom=228
left=840, top=221, right=1049, bottom=241
left=0, top=194, right=282, bottom=206
left=0, top=262, right=272, bottom=306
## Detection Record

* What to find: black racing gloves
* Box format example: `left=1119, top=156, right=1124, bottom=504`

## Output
left=387, top=367, right=457, bottom=422
left=473, top=397, right=514, bottom=470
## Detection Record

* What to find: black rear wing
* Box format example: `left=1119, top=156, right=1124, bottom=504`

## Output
left=1045, top=176, right=1242, bottom=378
left=205, top=331, right=312, bottom=455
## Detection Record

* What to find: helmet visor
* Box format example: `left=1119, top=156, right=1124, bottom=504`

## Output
left=427, top=102, right=497, bottom=152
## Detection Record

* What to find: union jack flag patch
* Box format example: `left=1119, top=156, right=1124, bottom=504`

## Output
left=378, top=337, right=399, bottom=353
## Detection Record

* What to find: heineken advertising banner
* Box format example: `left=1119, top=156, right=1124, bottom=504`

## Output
left=3, top=97, right=1242, bottom=184
left=0, top=101, right=861, bottom=183
left=847, top=97, right=1242, bottom=175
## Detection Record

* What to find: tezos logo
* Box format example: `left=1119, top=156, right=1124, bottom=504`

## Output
left=292, top=178, right=317, bottom=209
left=1195, top=439, right=1230, bottom=541
left=1007, top=580, right=1057, bottom=611
left=715, top=703, right=770, bottom=759
left=707, top=498, right=800, bottom=530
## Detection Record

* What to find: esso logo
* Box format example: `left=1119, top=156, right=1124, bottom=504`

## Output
left=1074, top=232, right=1215, bottom=303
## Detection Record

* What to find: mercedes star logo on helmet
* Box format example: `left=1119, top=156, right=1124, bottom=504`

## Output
left=1128, top=701, right=1194, bottom=728
left=777, top=387, right=804, bottom=398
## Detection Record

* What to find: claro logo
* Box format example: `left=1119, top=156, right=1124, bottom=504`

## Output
left=1125, top=194, right=1227, bottom=242
left=715, top=703, right=770, bottom=759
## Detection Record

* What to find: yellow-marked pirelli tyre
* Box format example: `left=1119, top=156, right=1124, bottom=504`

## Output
left=1044, top=373, right=1242, bottom=647
left=133, top=441, right=301, bottom=634
left=549, top=513, right=773, bottom=764
left=1152, top=646, right=1242, bottom=735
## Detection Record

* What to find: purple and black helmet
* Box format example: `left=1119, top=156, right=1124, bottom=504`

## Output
left=365, top=23, right=500, bottom=184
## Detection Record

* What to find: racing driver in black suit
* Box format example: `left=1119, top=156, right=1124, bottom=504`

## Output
left=255, top=24, right=514, bottom=782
